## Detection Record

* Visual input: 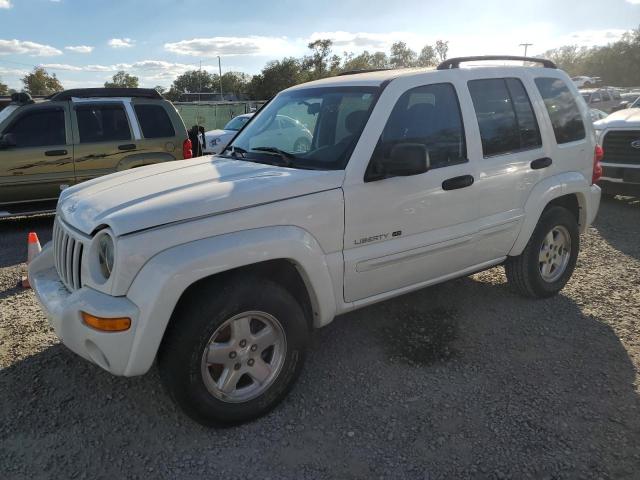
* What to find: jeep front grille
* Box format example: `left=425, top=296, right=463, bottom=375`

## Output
left=53, top=218, right=83, bottom=291
left=602, top=130, right=640, bottom=166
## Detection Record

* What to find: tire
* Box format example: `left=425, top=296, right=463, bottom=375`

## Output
left=158, top=274, right=310, bottom=426
left=505, top=206, right=579, bottom=298
left=293, top=137, right=311, bottom=153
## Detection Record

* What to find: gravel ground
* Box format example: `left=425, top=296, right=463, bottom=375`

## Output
left=1, top=196, right=639, bottom=479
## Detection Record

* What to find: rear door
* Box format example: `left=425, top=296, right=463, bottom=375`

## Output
left=463, top=74, right=548, bottom=262
left=131, top=100, right=182, bottom=163
left=0, top=103, right=74, bottom=205
left=71, top=101, right=138, bottom=183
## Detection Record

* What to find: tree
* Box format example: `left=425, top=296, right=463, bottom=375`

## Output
left=390, top=41, right=417, bottom=68
left=301, top=39, right=334, bottom=80
left=154, top=85, right=166, bottom=95
left=169, top=69, right=216, bottom=95
left=22, top=67, right=64, bottom=95
left=104, top=70, right=139, bottom=88
left=417, top=45, right=437, bottom=67
left=343, top=50, right=389, bottom=71
left=248, top=57, right=302, bottom=99
left=435, top=40, right=449, bottom=62
left=0, top=78, right=8, bottom=96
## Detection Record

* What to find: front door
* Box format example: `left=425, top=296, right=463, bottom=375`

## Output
left=0, top=104, right=74, bottom=205
left=343, top=81, right=479, bottom=303
left=71, top=101, right=138, bottom=184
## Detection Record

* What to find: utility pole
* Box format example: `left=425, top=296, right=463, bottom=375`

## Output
left=519, top=43, right=533, bottom=57
left=217, top=56, right=223, bottom=101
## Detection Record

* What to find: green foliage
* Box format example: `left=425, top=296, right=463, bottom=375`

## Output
left=104, top=70, right=139, bottom=88
left=22, top=67, right=64, bottom=95
left=543, top=26, right=640, bottom=86
left=166, top=70, right=252, bottom=100
left=0, top=78, right=8, bottom=96
left=434, top=40, right=449, bottom=62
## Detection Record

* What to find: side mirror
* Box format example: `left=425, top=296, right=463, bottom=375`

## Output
left=0, top=133, right=16, bottom=148
left=385, top=143, right=430, bottom=177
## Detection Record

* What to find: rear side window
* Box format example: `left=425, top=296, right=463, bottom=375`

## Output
left=371, top=83, right=467, bottom=170
left=468, top=78, right=542, bottom=157
left=134, top=104, right=175, bottom=138
left=6, top=108, right=66, bottom=148
left=76, top=104, right=131, bottom=143
left=534, top=78, right=585, bottom=144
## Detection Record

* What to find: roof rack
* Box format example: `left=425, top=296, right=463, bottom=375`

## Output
left=49, top=88, right=162, bottom=101
left=437, top=55, right=557, bottom=70
left=337, top=68, right=394, bottom=76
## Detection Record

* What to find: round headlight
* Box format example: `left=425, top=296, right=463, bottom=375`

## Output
left=97, top=233, right=114, bottom=280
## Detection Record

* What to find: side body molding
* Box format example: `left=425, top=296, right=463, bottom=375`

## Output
left=123, top=226, right=337, bottom=376
left=509, top=171, right=596, bottom=256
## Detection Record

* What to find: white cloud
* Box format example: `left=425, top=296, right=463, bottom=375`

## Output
left=625, top=0, right=640, bottom=4
left=309, top=31, right=409, bottom=52
left=0, top=0, right=12, bottom=9
left=40, top=63, right=84, bottom=71
left=0, top=39, right=62, bottom=56
left=65, top=45, right=94, bottom=53
left=108, top=38, right=134, bottom=48
left=557, top=29, right=627, bottom=46
left=0, top=66, right=27, bottom=76
left=164, top=36, right=294, bottom=57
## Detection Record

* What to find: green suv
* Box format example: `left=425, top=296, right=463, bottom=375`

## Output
left=0, top=88, right=192, bottom=217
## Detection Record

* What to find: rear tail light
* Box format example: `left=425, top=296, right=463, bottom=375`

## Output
left=592, top=144, right=603, bottom=184
left=183, top=138, right=193, bottom=159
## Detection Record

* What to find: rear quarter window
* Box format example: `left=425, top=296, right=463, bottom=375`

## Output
left=134, top=104, right=175, bottom=138
left=534, top=78, right=585, bottom=144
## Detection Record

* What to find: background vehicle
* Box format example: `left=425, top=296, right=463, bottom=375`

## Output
left=0, top=88, right=191, bottom=217
left=29, top=56, right=601, bottom=426
left=580, top=88, right=625, bottom=113
left=590, top=108, right=608, bottom=122
left=202, top=113, right=312, bottom=155
left=594, top=107, right=640, bottom=196
left=620, top=91, right=640, bottom=108
left=627, top=96, right=640, bottom=109
left=572, top=76, right=600, bottom=88
left=202, top=113, right=253, bottom=154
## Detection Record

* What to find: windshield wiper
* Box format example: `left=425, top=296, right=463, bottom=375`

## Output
left=222, top=145, right=248, bottom=158
left=251, top=147, right=296, bottom=167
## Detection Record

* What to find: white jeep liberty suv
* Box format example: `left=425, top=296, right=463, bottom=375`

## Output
left=30, top=56, right=602, bottom=426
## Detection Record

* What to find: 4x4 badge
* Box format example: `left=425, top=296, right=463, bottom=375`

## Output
left=631, top=140, right=640, bottom=149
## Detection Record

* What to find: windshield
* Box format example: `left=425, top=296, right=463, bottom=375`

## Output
left=224, top=86, right=380, bottom=170
left=0, top=105, right=19, bottom=124
left=224, top=115, right=252, bottom=131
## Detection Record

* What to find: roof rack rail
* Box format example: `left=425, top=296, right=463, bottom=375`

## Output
left=437, top=55, right=556, bottom=70
left=337, top=68, right=393, bottom=76
left=49, top=88, right=162, bottom=101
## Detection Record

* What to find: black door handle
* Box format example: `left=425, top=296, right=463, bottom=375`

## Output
left=45, top=149, right=68, bottom=156
left=442, top=175, right=474, bottom=191
left=531, top=157, right=552, bottom=170
left=118, top=143, right=136, bottom=151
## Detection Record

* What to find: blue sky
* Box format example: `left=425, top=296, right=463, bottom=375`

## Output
left=0, top=0, right=639, bottom=90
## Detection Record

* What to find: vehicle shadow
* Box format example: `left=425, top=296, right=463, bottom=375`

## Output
left=593, top=195, right=640, bottom=261
left=0, top=215, right=54, bottom=268
left=1, top=273, right=639, bottom=478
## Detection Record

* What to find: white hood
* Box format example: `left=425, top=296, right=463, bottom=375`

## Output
left=595, top=108, right=640, bottom=129
left=57, top=157, right=344, bottom=236
left=204, top=128, right=232, bottom=139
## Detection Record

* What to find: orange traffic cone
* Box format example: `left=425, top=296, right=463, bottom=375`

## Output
left=21, top=232, right=42, bottom=289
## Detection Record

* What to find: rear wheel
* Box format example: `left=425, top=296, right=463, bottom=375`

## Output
left=505, top=206, right=579, bottom=298
left=158, top=275, right=309, bottom=426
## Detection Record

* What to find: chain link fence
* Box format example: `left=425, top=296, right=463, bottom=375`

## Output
left=174, top=101, right=266, bottom=131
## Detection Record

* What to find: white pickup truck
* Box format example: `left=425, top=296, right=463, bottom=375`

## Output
left=594, top=107, right=640, bottom=196
left=29, top=56, right=602, bottom=426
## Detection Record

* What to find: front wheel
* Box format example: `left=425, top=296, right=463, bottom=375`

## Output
left=158, top=275, right=309, bottom=426
left=505, top=206, right=580, bottom=298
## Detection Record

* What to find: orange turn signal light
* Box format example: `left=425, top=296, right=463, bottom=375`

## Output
left=81, top=312, right=131, bottom=332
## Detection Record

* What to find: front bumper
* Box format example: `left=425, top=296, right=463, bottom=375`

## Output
left=28, top=244, right=140, bottom=375
left=599, top=164, right=640, bottom=196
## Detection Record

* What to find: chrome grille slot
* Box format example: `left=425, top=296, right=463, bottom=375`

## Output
left=53, top=218, right=83, bottom=291
left=602, top=130, right=640, bottom=166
